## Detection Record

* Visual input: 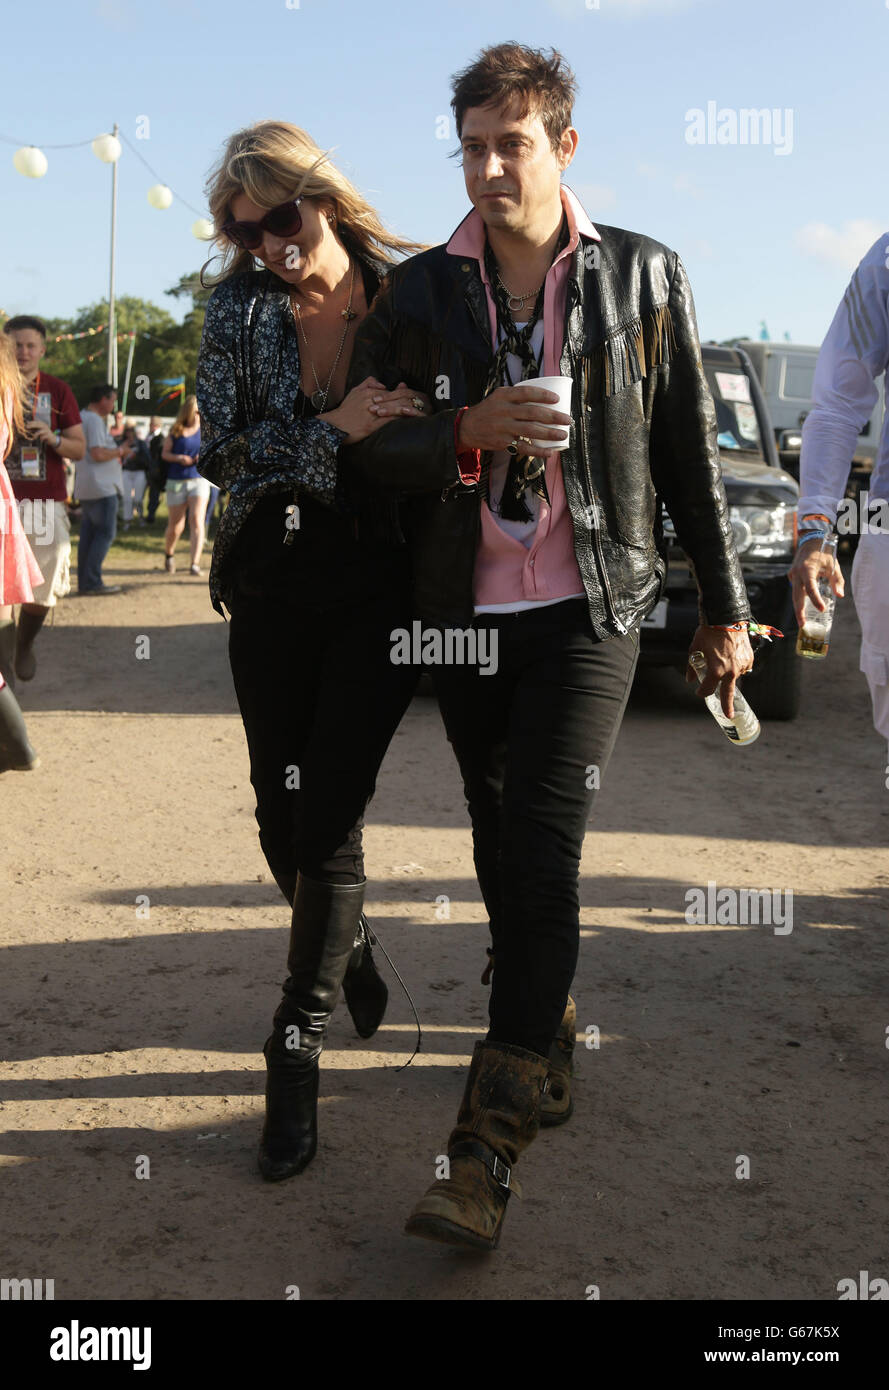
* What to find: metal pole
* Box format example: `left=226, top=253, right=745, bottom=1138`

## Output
left=121, top=332, right=136, bottom=413
left=108, top=121, right=119, bottom=388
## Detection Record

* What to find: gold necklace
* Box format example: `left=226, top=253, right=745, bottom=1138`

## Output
left=291, top=260, right=356, bottom=410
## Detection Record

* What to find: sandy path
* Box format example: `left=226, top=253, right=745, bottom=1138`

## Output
left=2, top=544, right=888, bottom=1301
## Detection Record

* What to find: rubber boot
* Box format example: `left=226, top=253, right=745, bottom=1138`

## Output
left=0, top=677, right=40, bottom=772
left=14, top=605, right=47, bottom=682
left=342, top=915, right=388, bottom=1039
left=404, top=1040, right=549, bottom=1250
left=539, top=995, right=575, bottom=1127
left=258, top=874, right=365, bottom=1182
left=0, top=619, right=16, bottom=693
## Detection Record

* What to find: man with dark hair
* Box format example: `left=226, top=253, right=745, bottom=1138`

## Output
left=74, top=384, right=124, bottom=594
left=2, top=315, right=84, bottom=683
left=343, top=41, right=755, bottom=1251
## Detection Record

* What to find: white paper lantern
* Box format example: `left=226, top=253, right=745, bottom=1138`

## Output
left=92, top=133, right=121, bottom=164
left=13, top=146, right=48, bottom=178
left=147, top=183, right=173, bottom=210
left=191, top=218, right=215, bottom=240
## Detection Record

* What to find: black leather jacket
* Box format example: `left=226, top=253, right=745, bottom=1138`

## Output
left=341, top=223, right=751, bottom=637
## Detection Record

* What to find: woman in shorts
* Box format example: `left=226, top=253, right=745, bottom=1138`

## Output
left=162, top=395, right=209, bottom=575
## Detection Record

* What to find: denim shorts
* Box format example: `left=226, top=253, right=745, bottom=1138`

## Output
left=166, top=477, right=210, bottom=507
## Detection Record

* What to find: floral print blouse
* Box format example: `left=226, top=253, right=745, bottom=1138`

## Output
left=196, top=266, right=351, bottom=617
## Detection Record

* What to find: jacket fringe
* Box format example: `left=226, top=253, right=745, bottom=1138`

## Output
left=582, top=303, right=677, bottom=399
left=390, top=316, right=490, bottom=401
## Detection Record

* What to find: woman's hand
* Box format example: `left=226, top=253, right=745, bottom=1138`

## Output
left=321, top=378, right=427, bottom=445
left=370, top=383, right=432, bottom=419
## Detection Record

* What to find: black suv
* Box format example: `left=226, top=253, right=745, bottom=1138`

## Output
left=639, top=344, right=801, bottom=719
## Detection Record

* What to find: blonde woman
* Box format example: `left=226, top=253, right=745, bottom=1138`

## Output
left=0, top=332, right=43, bottom=770
left=163, top=395, right=207, bottom=575
left=196, top=121, right=427, bottom=1182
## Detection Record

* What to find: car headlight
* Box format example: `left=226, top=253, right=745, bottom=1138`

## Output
left=729, top=503, right=795, bottom=558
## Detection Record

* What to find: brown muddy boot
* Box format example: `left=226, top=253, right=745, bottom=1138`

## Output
left=539, top=995, right=575, bottom=1128
left=404, top=1040, right=549, bottom=1251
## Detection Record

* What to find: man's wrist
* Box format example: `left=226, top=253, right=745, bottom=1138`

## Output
left=454, top=406, right=481, bottom=484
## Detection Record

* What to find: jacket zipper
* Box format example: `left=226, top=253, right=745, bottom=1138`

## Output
left=567, top=283, right=628, bottom=635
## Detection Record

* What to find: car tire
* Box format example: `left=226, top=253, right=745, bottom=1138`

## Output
left=744, top=633, right=801, bottom=720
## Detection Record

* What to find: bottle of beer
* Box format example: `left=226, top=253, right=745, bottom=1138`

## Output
left=796, top=534, right=838, bottom=660
left=688, top=651, right=761, bottom=745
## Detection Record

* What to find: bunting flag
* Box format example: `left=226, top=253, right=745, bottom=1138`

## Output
left=0, top=317, right=136, bottom=344
left=155, top=376, right=186, bottom=405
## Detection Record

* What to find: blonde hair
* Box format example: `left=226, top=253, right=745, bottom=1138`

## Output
left=170, top=393, right=199, bottom=438
left=200, top=120, right=425, bottom=288
left=0, top=331, right=27, bottom=460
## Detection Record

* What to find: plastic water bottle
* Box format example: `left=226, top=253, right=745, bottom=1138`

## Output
left=689, top=650, right=761, bottom=745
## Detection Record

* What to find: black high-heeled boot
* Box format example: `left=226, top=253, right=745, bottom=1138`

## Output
left=258, top=873, right=365, bottom=1182
left=268, top=869, right=388, bottom=1042
left=342, top=915, right=389, bottom=1039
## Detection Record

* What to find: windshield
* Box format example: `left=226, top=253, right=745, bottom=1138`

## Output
left=705, top=367, right=764, bottom=457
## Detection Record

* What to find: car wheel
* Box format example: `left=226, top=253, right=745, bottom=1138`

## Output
left=744, top=633, right=801, bottom=720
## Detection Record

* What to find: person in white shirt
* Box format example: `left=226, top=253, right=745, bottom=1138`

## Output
left=790, top=234, right=889, bottom=764
left=74, top=384, right=124, bottom=595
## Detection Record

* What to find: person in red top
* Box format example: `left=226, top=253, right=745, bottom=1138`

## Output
left=1, top=316, right=85, bottom=683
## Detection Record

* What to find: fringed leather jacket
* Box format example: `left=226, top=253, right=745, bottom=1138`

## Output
left=341, top=225, right=752, bottom=637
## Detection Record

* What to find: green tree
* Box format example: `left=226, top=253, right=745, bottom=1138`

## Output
left=7, top=270, right=208, bottom=415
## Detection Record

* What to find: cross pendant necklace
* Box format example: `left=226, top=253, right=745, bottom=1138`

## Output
left=292, top=260, right=356, bottom=410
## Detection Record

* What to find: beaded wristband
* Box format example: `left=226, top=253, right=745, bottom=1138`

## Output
left=796, top=529, right=830, bottom=552
left=707, top=621, right=784, bottom=642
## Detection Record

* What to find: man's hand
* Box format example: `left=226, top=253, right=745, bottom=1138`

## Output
left=26, top=420, right=55, bottom=446
left=457, top=384, right=571, bottom=453
left=788, top=535, right=844, bottom=626
left=686, top=624, right=755, bottom=720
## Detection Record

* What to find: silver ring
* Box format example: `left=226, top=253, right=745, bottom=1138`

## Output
left=411, top=396, right=424, bottom=412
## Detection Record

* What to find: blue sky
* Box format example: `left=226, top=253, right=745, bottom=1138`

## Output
left=2, top=0, right=886, bottom=348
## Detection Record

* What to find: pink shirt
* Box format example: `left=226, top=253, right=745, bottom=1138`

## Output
left=446, top=185, right=601, bottom=611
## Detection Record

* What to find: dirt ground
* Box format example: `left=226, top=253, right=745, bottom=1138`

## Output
left=2, top=534, right=888, bottom=1303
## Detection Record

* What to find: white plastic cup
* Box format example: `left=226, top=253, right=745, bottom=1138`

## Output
left=525, top=375, right=572, bottom=452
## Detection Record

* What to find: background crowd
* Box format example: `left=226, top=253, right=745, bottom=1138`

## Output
left=0, top=313, right=220, bottom=770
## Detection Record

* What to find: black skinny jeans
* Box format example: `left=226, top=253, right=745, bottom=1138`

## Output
left=227, top=588, right=418, bottom=902
left=432, top=598, right=640, bottom=1059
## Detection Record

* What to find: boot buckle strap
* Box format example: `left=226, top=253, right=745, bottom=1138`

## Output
left=449, top=1141, right=521, bottom=1197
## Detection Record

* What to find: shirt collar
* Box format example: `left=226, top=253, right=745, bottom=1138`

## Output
left=446, top=183, right=600, bottom=269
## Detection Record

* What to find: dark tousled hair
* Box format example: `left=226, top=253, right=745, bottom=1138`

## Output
left=3, top=314, right=47, bottom=340
left=450, top=42, right=577, bottom=151
left=88, top=383, right=116, bottom=404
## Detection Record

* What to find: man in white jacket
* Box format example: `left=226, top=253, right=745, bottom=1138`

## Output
left=790, top=234, right=889, bottom=765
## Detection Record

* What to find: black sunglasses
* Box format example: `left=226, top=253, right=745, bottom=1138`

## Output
left=222, top=197, right=304, bottom=250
